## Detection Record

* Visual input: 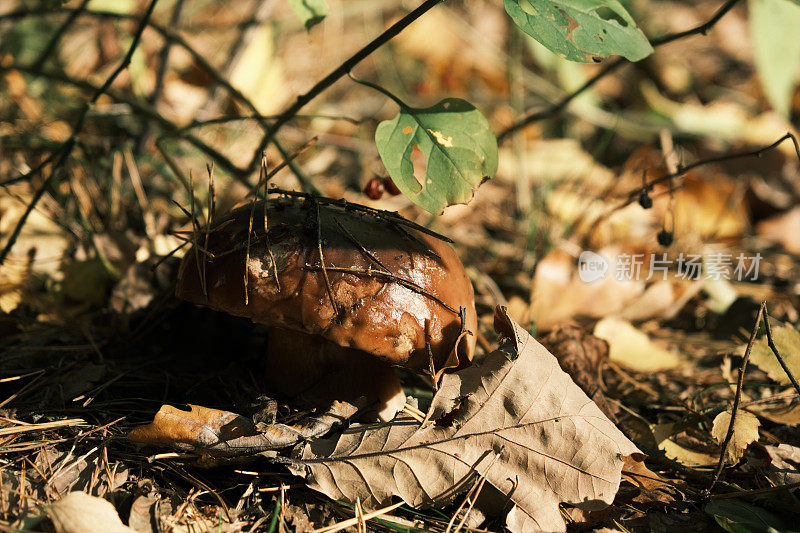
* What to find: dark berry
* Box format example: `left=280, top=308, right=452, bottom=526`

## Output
left=363, top=177, right=384, bottom=200
left=638, top=191, right=653, bottom=209
left=657, top=229, right=674, bottom=247
left=383, top=177, right=402, bottom=196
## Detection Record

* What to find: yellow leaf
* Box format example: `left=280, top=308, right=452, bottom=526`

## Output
left=747, top=324, right=800, bottom=386
left=711, top=410, right=760, bottom=463
left=594, top=317, right=681, bottom=372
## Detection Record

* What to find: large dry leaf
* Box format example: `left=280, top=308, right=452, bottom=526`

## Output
left=46, top=491, right=135, bottom=533
left=291, top=307, right=640, bottom=532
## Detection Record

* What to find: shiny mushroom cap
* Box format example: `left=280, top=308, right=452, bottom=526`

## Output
left=176, top=194, right=477, bottom=383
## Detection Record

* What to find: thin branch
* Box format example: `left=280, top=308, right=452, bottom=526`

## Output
left=585, top=133, right=800, bottom=244
left=264, top=188, right=454, bottom=244
left=709, top=302, right=765, bottom=491
left=305, top=264, right=457, bottom=314
left=331, top=217, right=391, bottom=272
left=497, top=0, right=743, bottom=141
left=762, top=304, right=800, bottom=397
left=244, top=0, right=445, bottom=172
left=136, top=0, right=185, bottom=151
left=30, top=0, right=91, bottom=72
left=312, top=199, right=339, bottom=316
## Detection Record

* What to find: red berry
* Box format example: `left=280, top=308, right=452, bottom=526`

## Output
left=383, top=177, right=402, bottom=196
left=363, top=177, right=384, bottom=200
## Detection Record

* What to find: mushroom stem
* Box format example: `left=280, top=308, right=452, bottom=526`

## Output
left=266, top=328, right=406, bottom=421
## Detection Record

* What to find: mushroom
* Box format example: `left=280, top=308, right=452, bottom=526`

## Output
left=176, top=192, right=477, bottom=421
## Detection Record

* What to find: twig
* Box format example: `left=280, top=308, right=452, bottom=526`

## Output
left=265, top=188, right=454, bottom=244
left=312, top=199, right=339, bottom=316
left=30, top=0, right=91, bottom=72
left=331, top=217, right=391, bottom=272
left=709, top=302, right=765, bottom=491
left=305, top=264, right=457, bottom=314
left=497, top=0, right=743, bottom=141
left=586, top=133, right=800, bottom=244
left=137, top=0, right=186, bottom=151
left=0, top=0, right=159, bottom=267
left=761, top=303, right=800, bottom=396
left=246, top=0, right=446, bottom=172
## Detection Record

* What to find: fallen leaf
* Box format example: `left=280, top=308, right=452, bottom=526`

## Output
left=652, top=423, right=717, bottom=467
left=529, top=248, right=646, bottom=330
left=760, top=443, right=800, bottom=486
left=711, top=410, right=760, bottom=464
left=594, top=317, right=682, bottom=372
left=291, top=307, right=640, bottom=532
left=756, top=206, right=800, bottom=255
left=540, top=324, right=617, bottom=420
left=751, top=401, right=800, bottom=426
left=705, top=499, right=791, bottom=533
left=619, top=455, right=677, bottom=506
left=746, top=323, right=800, bottom=386
left=46, top=491, right=135, bottom=533
left=127, top=404, right=261, bottom=453
left=128, top=402, right=360, bottom=455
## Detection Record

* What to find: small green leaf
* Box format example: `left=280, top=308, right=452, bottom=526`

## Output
left=375, top=99, right=498, bottom=214
left=503, top=0, right=653, bottom=63
left=705, top=499, right=788, bottom=533
left=286, top=0, right=328, bottom=30
left=749, top=0, right=800, bottom=117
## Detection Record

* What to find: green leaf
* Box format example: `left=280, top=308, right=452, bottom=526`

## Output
left=705, top=499, right=789, bottom=533
left=503, top=0, right=653, bottom=62
left=375, top=99, right=498, bottom=214
left=286, top=0, right=328, bottom=30
left=749, top=0, right=800, bottom=117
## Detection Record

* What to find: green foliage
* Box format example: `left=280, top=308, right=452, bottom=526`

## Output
left=375, top=98, right=498, bottom=215
left=503, top=0, right=653, bottom=62
left=748, top=0, right=800, bottom=117
left=705, top=499, right=789, bottom=533
left=286, top=0, right=329, bottom=30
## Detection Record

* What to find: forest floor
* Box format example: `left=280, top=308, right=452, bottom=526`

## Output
left=1, top=0, right=800, bottom=531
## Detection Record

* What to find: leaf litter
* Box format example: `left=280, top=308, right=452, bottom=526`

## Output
left=3, top=0, right=800, bottom=531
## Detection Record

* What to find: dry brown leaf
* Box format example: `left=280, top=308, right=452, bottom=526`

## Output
left=291, top=307, right=640, bottom=532
left=127, top=404, right=261, bottom=453
left=539, top=324, right=617, bottom=420
left=619, top=455, right=677, bottom=506
left=711, top=410, right=760, bottom=464
left=46, top=491, right=135, bottom=533
left=757, top=206, right=800, bottom=255
left=128, top=402, right=360, bottom=455
left=760, top=443, right=800, bottom=486
left=594, top=317, right=682, bottom=372
left=529, top=248, right=645, bottom=330
left=751, top=401, right=800, bottom=426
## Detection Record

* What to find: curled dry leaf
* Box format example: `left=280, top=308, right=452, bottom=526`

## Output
left=711, top=410, right=760, bottom=464
left=46, top=491, right=135, bottom=533
left=127, top=402, right=360, bottom=454
left=290, top=307, right=640, bottom=532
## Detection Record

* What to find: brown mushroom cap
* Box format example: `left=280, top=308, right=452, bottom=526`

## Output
left=176, top=195, right=477, bottom=379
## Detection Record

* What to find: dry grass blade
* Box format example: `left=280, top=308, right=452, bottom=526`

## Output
left=0, top=418, right=87, bottom=437
left=310, top=501, right=405, bottom=533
